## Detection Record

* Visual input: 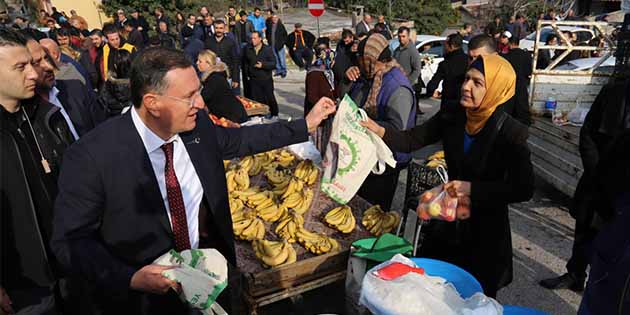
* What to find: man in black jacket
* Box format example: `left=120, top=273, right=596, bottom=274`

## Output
left=129, top=8, right=149, bottom=43
left=266, top=13, right=288, bottom=78
left=244, top=31, right=278, bottom=116
left=205, top=20, right=240, bottom=94
left=123, top=20, right=144, bottom=51
left=540, top=79, right=630, bottom=292
left=501, top=36, right=532, bottom=125
left=426, top=33, right=468, bottom=107
left=0, top=26, right=77, bottom=315
left=287, top=23, right=315, bottom=70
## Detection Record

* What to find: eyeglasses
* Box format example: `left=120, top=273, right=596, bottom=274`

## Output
left=159, top=87, right=203, bottom=108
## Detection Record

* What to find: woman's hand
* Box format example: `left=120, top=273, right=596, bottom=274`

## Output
left=444, top=180, right=471, bottom=198
left=0, top=286, right=13, bottom=315
left=345, top=66, right=361, bottom=81
left=359, top=117, right=385, bottom=138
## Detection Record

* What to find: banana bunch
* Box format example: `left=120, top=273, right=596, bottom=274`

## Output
left=255, top=151, right=276, bottom=168
left=252, top=239, right=297, bottom=268
left=223, top=160, right=231, bottom=169
left=265, top=166, right=292, bottom=186
left=294, top=160, right=319, bottom=186
left=231, top=208, right=255, bottom=224
left=230, top=186, right=260, bottom=201
left=274, top=150, right=295, bottom=167
left=426, top=150, right=446, bottom=169
left=324, top=205, right=356, bottom=234
left=295, top=228, right=340, bottom=255
left=226, top=167, right=250, bottom=192
left=361, top=205, right=401, bottom=236
left=229, top=197, right=244, bottom=213
left=244, top=190, right=274, bottom=208
left=282, top=188, right=314, bottom=215
left=233, top=216, right=265, bottom=241
left=257, top=203, right=288, bottom=223
left=275, top=211, right=305, bottom=243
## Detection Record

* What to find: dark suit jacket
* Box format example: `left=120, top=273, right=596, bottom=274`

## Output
left=382, top=106, right=534, bottom=295
left=55, top=79, right=106, bottom=137
left=501, top=48, right=532, bottom=125
left=51, top=111, right=308, bottom=314
left=265, top=21, right=288, bottom=52
left=355, top=21, right=370, bottom=36
left=426, top=49, right=468, bottom=103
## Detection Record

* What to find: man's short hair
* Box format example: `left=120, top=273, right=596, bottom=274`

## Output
left=188, top=13, right=196, bottom=19
left=102, top=23, right=119, bottom=35
left=251, top=31, right=262, bottom=38
left=229, top=5, right=235, bottom=9
left=397, top=26, right=410, bottom=35
left=130, top=47, right=193, bottom=108
left=0, top=26, right=27, bottom=47
left=468, top=34, right=496, bottom=52
left=90, top=29, right=103, bottom=37
left=446, top=33, right=463, bottom=49
left=254, top=7, right=261, bottom=12
left=509, top=35, right=520, bottom=45
left=515, top=14, right=523, bottom=20
left=239, top=10, right=247, bottom=17
left=341, top=29, right=354, bottom=39
left=213, top=19, right=225, bottom=26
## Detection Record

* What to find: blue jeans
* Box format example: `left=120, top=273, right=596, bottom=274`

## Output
left=273, top=47, right=287, bottom=76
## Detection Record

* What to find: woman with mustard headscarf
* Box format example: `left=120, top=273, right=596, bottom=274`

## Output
left=361, top=54, right=534, bottom=297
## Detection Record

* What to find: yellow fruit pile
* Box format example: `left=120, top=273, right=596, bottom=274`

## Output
left=362, top=205, right=401, bottom=236
left=273, top=149, right=295, bottom=167
left=226, top=166, right=250, bottom=192
left=324, top=205, right=356, bottom=234
left=294, top=159, right=319, bottom=186
left=296, top=228, right=340, bottom=255
left=275, top=211, right=305, bottom=243
left=252, top=240, right=297, bottom=268
left=426, top=150, right=446, bottom=168
left=233, top=216, right=265, bottom=241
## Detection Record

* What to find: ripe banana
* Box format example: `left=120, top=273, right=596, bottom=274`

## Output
left=324, top=205, right=356, bottom=234
left=275, top=150, right=295, bottom=167
left=275, top=211, right=304, bottom=243
left=226, top=171, right=237, bottom=192
left=253, top=240, right=297, bottom=268
left=233, top=167, right=250, bottom=191
left=229, top=198, right=244, bottom=213
left=233, top=217, right=265, bottom=241
left=294, top=159, right=320, bottom=186
left=361, top=205, right=401, bottom=236
left=292, top=189, right=313, bottom=215
left=295, top=228, right=339, bottom=255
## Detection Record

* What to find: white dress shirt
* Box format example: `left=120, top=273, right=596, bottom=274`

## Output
left=131, top=108, right=203, bottom=249
left=49, top=87, right=80, bottom=140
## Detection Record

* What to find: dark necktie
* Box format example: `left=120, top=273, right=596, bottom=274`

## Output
left=161, top=142, right=191, bottom=251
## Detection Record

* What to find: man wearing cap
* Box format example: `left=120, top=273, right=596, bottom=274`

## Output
left=286, top=23, right=315, bottom=70
left=498, top=31, right=511, bottom=54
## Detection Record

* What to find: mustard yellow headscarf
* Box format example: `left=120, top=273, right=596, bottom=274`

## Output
left=465, top=54, right=516, bottom=135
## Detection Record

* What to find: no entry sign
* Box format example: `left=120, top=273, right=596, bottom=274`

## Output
left=308, top=0, right=325, bottom=17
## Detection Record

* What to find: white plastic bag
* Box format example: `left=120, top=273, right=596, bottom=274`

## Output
left=567, top=99, right=590, bottom=126
left=153, top=249, right=228, bottom=315
left=359, top=254, right=503, bottom=315
left=321, top=95, right=397, bottom=204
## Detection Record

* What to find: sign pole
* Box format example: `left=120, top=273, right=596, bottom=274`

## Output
left=317, top=16, right=320, bottom=38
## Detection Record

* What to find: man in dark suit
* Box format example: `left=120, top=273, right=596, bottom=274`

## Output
left=51, top=47, right=335, bottom=314
left=286, top=23, right=315, bottom=70
left=26, top=36, right=104, bottom=139
left=501, top=35, right=532, bottom=125
left=426, top=33, right=468, bottom=107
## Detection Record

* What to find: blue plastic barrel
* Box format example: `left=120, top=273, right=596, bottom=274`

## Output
left=409, top=257, right=483, bottom=299
left=503, top=305, right=548, bottom=315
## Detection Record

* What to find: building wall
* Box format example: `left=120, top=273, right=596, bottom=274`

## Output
left=44, top=0, right=109, bottom=29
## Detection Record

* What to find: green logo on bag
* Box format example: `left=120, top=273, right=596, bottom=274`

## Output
left=338, top=134, right=359, bottom=176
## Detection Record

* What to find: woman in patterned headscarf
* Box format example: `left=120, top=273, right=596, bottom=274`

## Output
left=362, top=54, right=534, bottom=298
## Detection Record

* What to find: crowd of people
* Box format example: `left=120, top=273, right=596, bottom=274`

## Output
left=0, top=3, right=629, bottom=315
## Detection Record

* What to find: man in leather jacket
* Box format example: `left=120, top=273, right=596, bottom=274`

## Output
left=0, top=27, right=76, bottom=315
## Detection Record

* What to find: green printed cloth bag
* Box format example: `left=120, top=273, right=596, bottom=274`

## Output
left=321, top=94, right=397, bottom=204
left=153, top=248, right=228, bottom=315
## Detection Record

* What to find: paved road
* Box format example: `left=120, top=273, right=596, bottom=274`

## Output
left=252, top=68, right=583, bottom=315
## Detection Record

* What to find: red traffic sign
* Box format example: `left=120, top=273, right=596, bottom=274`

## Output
left=308, top=0, right=325, bottom=17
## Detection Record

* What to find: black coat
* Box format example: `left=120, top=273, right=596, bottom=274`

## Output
left=382, top=105, right=534, bottom=295
left=244, top=44, right=276, bottom=81
left=286, top=30, right=315, bottom=50
left=265, top=21, right=288, bottom=52
left=1, top=99, right=75, bottom=312
left=201, top=71, right=248, bottom=123
left=426, top=49, right=468, bottom=103
left=501, top=48, right=532, bottom=125
left=98, top=77, right=132, bottom=117
left=56, top=79, right=106, bottom=137
left=571, top=80, right=629, bottom=222
left=51, top=111, right=309, bottom=314
left=130, top=16, right=149, bottom=41
left=127, top=29, right=144, bottom=50
left=233, top=20, right=254, bottom=45
left=205, top=36, right=239, bottom=83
